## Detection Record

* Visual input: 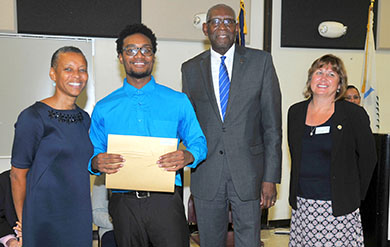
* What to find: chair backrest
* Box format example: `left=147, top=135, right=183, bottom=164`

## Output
left=187, top=194, right=197, bottom=224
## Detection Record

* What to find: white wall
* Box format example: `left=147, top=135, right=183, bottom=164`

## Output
left=0, top=0, right=16, bottom=32
left=0, top=159, right=10, bottom=173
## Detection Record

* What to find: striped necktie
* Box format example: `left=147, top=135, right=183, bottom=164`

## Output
left=219, top=56, right=230, bottom=121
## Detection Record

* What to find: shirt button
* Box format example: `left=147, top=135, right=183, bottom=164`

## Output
left=219, top=150, right=224, bottom=155
left=138, top=119, right=142, bottom=122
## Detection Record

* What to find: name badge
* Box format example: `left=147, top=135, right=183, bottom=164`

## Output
left=315, top=126, right=330, bottom=135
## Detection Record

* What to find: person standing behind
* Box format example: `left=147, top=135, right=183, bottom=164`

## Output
left=181, top=4, right=282, bottom=247
left=345, top=85, right=361, bottom=105
left=89, top=23, right=207, bottom=247
left=92, top=174, right=117, bottom=247
left=10, top=46, right=93, bottom=247
left=0, top=170, right=20, bottom=247
left=287, top=54, right=377, bottom=246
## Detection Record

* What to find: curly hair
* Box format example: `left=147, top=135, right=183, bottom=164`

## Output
left=116, top=23, right=157, bottom=56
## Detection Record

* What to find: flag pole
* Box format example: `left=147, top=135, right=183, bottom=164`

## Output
left=236, top=0, right=247, bottom=47
left=360, top=0, right=379, bottom=132
left=361, top=0, right=374, bottom=95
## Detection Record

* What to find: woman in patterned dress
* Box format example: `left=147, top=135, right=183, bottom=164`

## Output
left=10, top=46, right=93, bottom=247
left=287, top=54, right=377, bottom=246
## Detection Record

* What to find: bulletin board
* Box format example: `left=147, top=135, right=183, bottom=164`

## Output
left=16, top=0, right=141, bottom=38
left=281, top=0, right=378, bottom=49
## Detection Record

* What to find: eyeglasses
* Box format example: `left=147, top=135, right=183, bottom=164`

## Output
left=123, top=46, right=154, bottom=57
left=207, top=18, right=236, bottom=27
left=345, top=95, right=360, bottom=100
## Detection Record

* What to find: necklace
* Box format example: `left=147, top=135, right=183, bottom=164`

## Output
left=310, top=126, right=316, bottom=136
left=48, top=110, right=84, bottom=124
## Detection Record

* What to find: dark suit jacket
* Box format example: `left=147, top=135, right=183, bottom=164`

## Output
left=182, top=46, right=282, bottom=201
left=287, top=99, right=377, bottom=216
left=0, top=170, right=18, bottom=243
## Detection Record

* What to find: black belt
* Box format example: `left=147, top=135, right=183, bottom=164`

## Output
left=123, top=191, right=151, bottom=199
left=113, top=187, right=179, bottom=199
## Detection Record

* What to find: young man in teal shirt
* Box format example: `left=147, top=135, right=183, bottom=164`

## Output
left=89, top=24, right=207, bottom=247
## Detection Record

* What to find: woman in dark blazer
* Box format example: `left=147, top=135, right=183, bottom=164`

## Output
left=287, top=54, right=377, bottom=246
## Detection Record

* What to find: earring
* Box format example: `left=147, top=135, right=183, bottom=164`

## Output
left=52, top=82, right=56, bottom=87
left=336, top=88, right=340, bottom=93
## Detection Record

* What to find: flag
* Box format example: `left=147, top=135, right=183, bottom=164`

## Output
left=360, top=0, right=379, bottom=132
left=236, top=0, right=247, bottom=47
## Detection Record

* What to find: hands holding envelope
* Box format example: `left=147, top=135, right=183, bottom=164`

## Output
left=91, top=150, right=194, bottom=174
left=158, top=150, right=194, bottom=171
left=91, top=153, right=124, bottom=174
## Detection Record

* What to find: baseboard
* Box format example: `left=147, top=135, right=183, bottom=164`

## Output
left=189, top=219, right=291, bottom=233
left=265, top=219, right=290, bottom=228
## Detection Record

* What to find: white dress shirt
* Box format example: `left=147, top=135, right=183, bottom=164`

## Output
left=210, top=44, right=235, bottom=120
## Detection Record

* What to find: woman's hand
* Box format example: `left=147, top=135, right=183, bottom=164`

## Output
left=13, top=221, right=22, bottom=246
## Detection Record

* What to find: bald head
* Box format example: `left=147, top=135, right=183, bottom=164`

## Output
left=203, top=4, right=238, bottom=55
left=206, top=4, right=236, bottom=22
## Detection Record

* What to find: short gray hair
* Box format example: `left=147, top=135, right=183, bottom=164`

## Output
left=206, top=4, right=236, bottom=22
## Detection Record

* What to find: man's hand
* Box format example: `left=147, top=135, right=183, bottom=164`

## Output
left=157, top=150, right=194, bottom=171
left=91, top=153, right=124, bottom=174
left=260, top=182, right=277, bottom=209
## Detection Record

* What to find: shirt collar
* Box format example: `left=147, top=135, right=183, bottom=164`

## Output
left=123, top=76, right=157, bottom=95
left=210, top=44, right=235, bottom=63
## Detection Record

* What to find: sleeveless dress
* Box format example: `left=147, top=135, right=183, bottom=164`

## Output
left=11, top=102, right=93, bottom=247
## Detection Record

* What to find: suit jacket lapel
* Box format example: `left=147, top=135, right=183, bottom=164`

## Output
left=294, top=100, right=310, bottom=170
left=331, top=101, right=347, bottom=164
left=225, top=46, right=247, bottom=121
left=199, top=51, right=222, bottom=122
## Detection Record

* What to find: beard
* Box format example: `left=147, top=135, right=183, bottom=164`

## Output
left=127, top=70, right=152, bottom=79
left=124, top=61, right=153, bottom=79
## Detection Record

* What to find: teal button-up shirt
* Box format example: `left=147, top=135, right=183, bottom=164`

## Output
left=89, top=76, right=207, bottom=187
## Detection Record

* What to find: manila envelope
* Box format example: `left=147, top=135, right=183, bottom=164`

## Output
left=106, top=134, right=178, bottom=192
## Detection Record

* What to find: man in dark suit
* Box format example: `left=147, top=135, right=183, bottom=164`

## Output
left=0, top=170, right=19, bottom=247
left=181, top=4, right=282, bottom=247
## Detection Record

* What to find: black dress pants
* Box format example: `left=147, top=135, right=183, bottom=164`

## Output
left=109, top=189, right=189, bottom=247
left=101, top=230, right=118, bottom=247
